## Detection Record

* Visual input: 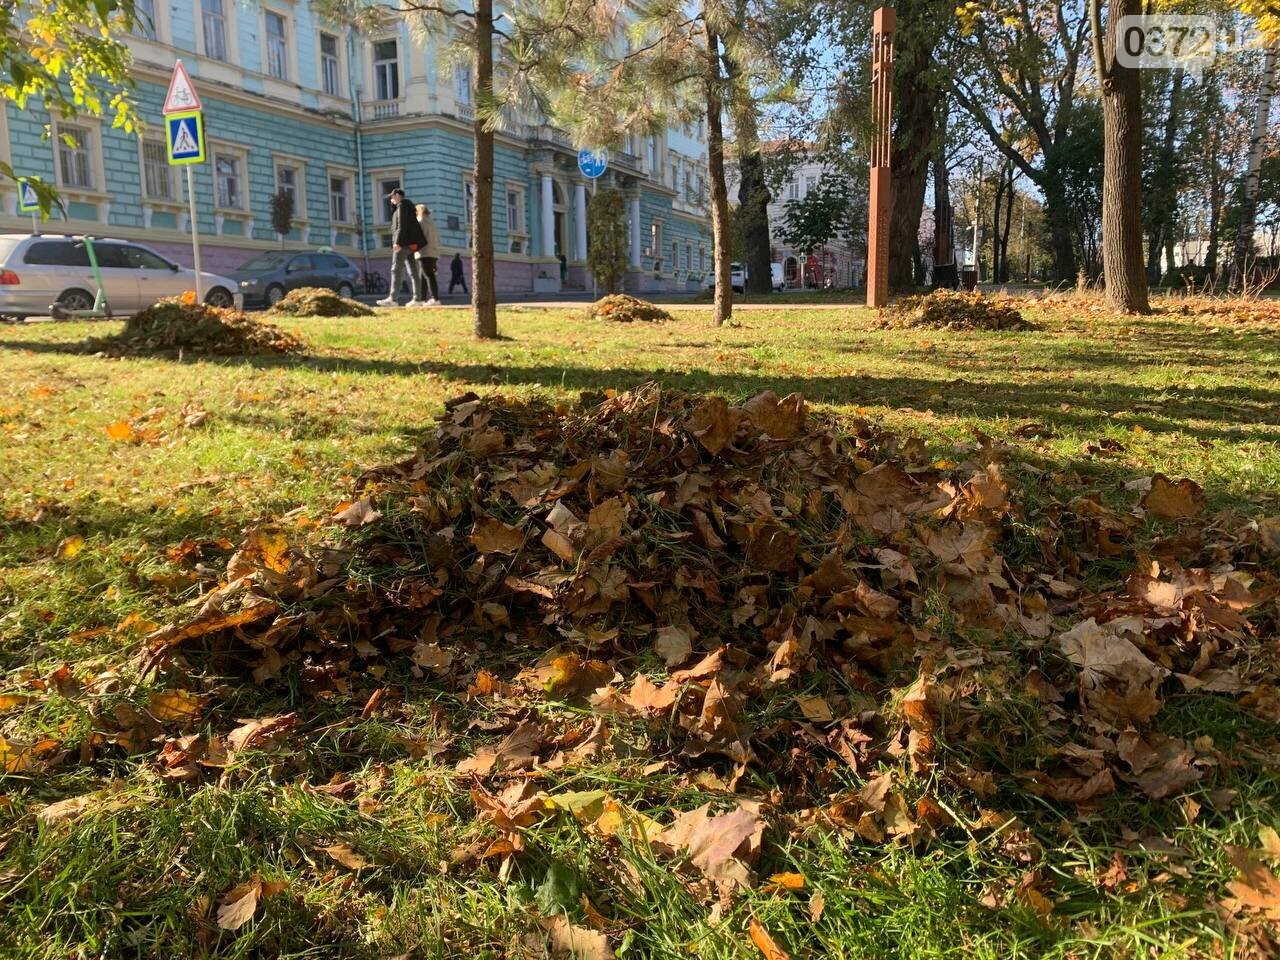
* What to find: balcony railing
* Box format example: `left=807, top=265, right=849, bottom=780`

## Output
left=363, top=99, right=401, bottom=121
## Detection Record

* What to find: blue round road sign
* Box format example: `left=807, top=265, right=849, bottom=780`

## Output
left=577, top=148, right=609, bottom=179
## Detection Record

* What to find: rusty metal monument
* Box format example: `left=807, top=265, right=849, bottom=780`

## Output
left=866, top=6, right=894, bottom=308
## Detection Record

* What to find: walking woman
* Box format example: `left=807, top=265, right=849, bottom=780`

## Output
left=415, top=203, right=443, bottom=305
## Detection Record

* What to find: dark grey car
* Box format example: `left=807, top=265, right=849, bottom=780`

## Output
left=230, top=251, right=362, bottom=307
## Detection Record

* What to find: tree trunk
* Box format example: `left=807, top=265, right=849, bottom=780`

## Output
left=932, top=101, right=957, bottom=289
left=1230, top=44, right=1279, bottom=291
left=991, top=164, right=1007, bottom=282
left=1040, top=157, right=1079, bottom=282
left=725, top=1, right=772, bottom=296
left=706, top=29, right=733, bottom=326
left=471, top=0, right=498, bottom=339
left=1147, top=69, right=1184, bottom=286
left=1000, top=165, right=1015, bottom=283
left=1095, top=0, right=1149, bottom=312
left=888, top=3, right=938, bottom=291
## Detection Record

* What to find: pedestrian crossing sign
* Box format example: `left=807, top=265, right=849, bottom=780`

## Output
left=166, top=111, right=205, bottom=165
left=17, top=180, right=40, bottom=213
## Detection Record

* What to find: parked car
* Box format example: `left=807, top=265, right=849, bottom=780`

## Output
left=230, top=250, right=362, bottom=307
left=0, top=234, right=239, bottom=321
left=702, top=262, right=784, bottom=294
left=701, top=262, right=748, bottom=294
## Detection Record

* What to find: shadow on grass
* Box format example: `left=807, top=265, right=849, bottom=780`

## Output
left=4, top=338, right=1278, bottom=444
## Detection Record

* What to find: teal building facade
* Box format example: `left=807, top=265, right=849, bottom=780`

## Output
left=0, top=1, right=712, bottom=293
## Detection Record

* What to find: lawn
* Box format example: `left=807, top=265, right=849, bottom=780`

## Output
left=0, top=301, right=1277, bottom=959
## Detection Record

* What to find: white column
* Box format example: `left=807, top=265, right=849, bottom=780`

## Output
left=629, top=196, right=641, bottom=267
left=574, top=182, right=588, bottom=261
left=541, top=173, right=555, bottom=257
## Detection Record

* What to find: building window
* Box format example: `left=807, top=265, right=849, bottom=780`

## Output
left=647, top=136, right=657, bottom=174
left=376, top=176, right=400, bottom=224
left=804, top=175, right=817, bottom=197
left=202, top=0, right=227, bottom=61
left=507, top=187, right=526, bottom=254
left=454, top=65, right=472, bottom=105
left=265, top=11, right=288, bottom=80
left=686, top=241, right=693, bottom=273
left=275, top=162, right=301, bottom=212
left=374, top=39, right=399, bottom=100
left=787, top=179, right=799, bottom=201
left=134, top=0, right=157, bottom=39
left=684, top=169, right=692, bottom=201
left=320, top=33, right=341, bottom=96
left=57, top=125, right=94, bottom=189
left=669, top=163, right=677, bottom=189
left=700, top=246, right=706, bottom=272
left=142, top=140, right=174, bottom=200
left=671, top=239, right=679, bottom=272
left=215, top=153, right=243, bottom=209
left=464, top=178, right=475, bottom=232
left=647, top=219, right=662, bottom=259
left=329, top=175, right=350, bottom=223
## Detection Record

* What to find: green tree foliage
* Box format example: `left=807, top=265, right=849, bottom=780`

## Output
left=778, top=174, right=856, bottom=254
left=0, top=0, right=143, bottom=214
left=586, top=187, right=629, bottom=294
left=270, top=188, right=295, bottom=243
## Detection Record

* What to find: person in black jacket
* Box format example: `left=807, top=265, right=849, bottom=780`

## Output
left=449, top=252, right=468, bottom=294
left=378, top=188, right=427, bottom=306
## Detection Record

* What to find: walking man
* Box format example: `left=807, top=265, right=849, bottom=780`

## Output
left=448, top=252, right=468, bottom=295
left=377, top=188, right=427, bottom=306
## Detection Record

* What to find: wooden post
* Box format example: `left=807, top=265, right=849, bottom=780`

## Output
left=866, top=6, right=894, bottom=309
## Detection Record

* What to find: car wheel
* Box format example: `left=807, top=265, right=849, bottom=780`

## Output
left=56, top=289, right=95, bottom=313
left=265, top=284, right=286, bottom=306
left=205, top=287, right=234, bottom=309
left=337, top=282, right=354, bottom=299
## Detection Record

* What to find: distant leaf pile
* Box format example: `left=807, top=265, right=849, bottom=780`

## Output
left=1033, top=291, right=1280, bottom=327
left=87, top=297, right=307, bottom=357
left=880, top=290, right=1033, bottom=331
left=266, top=286, right=374, bottom=318
left=588, top=295, right=674, bottom=324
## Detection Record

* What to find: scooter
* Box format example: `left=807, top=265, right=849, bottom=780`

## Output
left=49, top=235, right=112, bottom=321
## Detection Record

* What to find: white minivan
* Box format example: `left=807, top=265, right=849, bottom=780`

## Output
left=0, top=234, right=240, bottom=321
left=701, top=261, right=786, bottom=294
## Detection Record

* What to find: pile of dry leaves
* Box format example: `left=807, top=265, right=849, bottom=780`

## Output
left=880, top=290, right=1033, bottom=331
left=42, top=383, right=1272, bottom=945
left=588, top=295, right=674, bottom=324
left=266, top=287, right=373, bottom=318
left=88, top=297, right=307, bottom=357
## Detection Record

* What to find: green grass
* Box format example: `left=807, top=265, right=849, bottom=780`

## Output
left=1, top=303, right=1278, bottom=958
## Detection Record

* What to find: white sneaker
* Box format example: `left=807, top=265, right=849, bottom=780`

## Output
left=426, top=298, right=442, bottom=306
left=407, top=298, right=428, bottom=306
left=375, top=296, right=396, bottom=306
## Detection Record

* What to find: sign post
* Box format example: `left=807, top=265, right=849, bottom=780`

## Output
left=866, top=8, right=894, bottom=308
left=163, top=61, right=206, bottom=302
left=577, top=149, right=608, bottom=298
left=17, top=179, right=40, bottom=235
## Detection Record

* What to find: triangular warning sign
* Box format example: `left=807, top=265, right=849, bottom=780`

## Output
left=172, top=119, right=199, bottom=155
left=163, top=60, right=202, bottom=114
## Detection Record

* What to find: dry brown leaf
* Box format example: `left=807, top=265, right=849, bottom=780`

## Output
left=471, top=516, right=525, bottom=555
left=741, top=390, right=806, bottom=440
left=216, top=877, right=262, bottom=932
left=657, top=801, right=763, bottom=888
left=747, top=917, right=792, bottom=960
left=334, top=497, right=382, bottom=527
left=226, top=713, right=297, bottom=754
left=320, top=842, right=369, bottom=870
left=1140, top=475, right=1204, bottom=520
left=685, top=395, right=740, bottom=455
left=654, top=626, right=693, bottom=667
left=544, top=915, right=615, bottom=959
left=1224, top=846, right=1280, bottom=920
